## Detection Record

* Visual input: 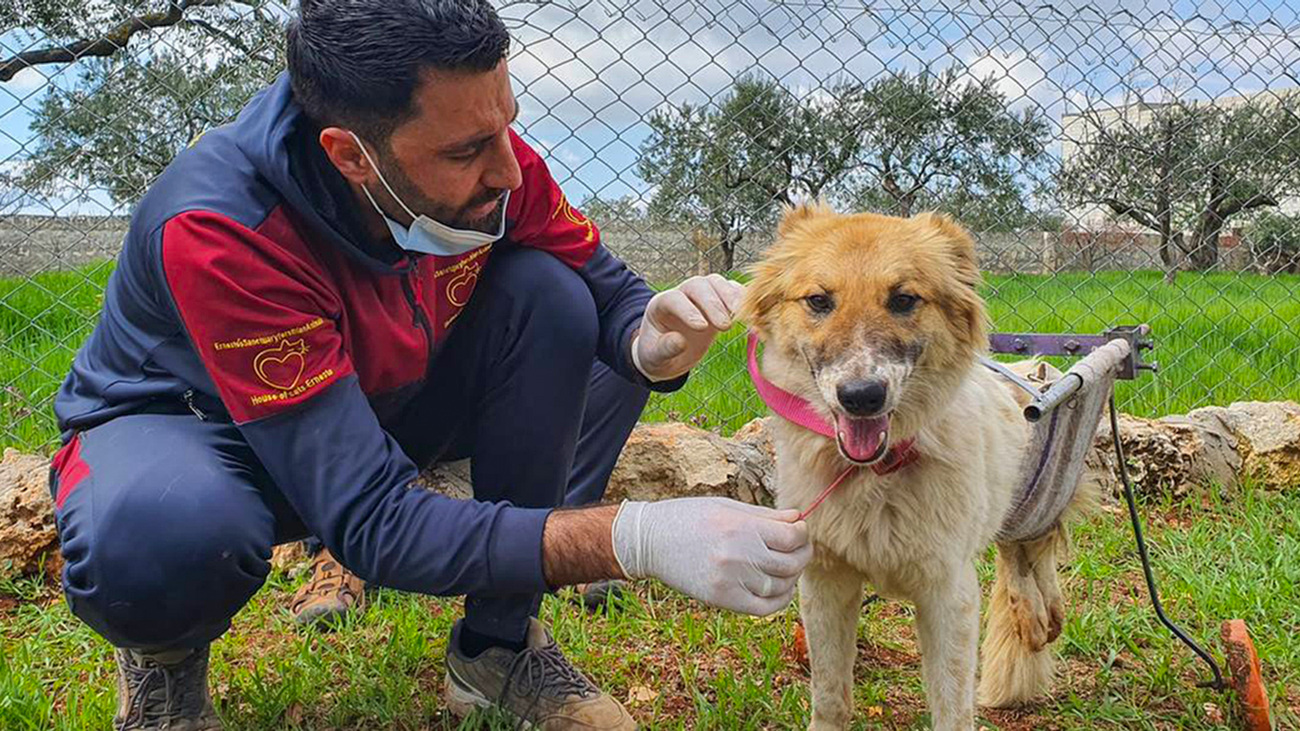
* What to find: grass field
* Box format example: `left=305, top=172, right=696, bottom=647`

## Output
left=2, top=481, right=1297, bottom=729
left=3, top=262, right=1300, bottom=452
left=1, top=262, right=1299, bottom=728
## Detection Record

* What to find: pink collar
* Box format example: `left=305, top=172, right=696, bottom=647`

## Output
left=746, top=331, right=918, bottom=478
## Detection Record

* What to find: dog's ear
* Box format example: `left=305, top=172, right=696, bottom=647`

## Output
left=777, top=198, right=834, bottom=238
left=914, top=210, right=988, bottom=350
left=737, top=256, right=790, bottom=337
left=913, top=211, right=979, bottom=291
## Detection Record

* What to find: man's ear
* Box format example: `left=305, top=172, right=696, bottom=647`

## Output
left=319, top=127, right=374, bottom=186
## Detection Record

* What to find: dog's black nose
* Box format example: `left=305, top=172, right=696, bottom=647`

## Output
left=837, top=380, right=888, bottom=417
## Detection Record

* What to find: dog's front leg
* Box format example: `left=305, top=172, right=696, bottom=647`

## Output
left=914, top=564, right=980, bottom=731
left=800, top=555, right=863, bottom=731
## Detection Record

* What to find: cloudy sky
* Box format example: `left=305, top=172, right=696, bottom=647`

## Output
left=2, top=0, right=1297, bottom=215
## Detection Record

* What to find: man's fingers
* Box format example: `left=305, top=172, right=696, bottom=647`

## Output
left=724, top=502, right=801, bottom=521
left=678, top=278, right=732, bottom=331
left=756, top=515, right=810, bottom=553
left=740, top=585, right=798, bottom=617
left=651, top=289, right=709, bottom=332
left=709, top=274, right=745, bottom=316
left=650, top=331, right=688, bottom=360
left=755, top=541, right=814, bottom=579
left=741, top=568, right=799, bottom=600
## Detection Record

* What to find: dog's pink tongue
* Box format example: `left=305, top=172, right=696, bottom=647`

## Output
left=836, top=414, right=889, bottom=462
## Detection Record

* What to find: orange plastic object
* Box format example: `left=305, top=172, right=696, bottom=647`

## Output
left=1220, top=619, right=1271, bottom=731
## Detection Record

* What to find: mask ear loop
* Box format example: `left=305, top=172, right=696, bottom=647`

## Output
left=348, top=131, right=418, bottom=222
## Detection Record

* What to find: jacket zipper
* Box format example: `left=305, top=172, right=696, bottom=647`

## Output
left=182, top=388, right=208, bottom=421
left=400, top=266, right=435, bottom=382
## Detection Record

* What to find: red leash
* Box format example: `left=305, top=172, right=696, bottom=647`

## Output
left=796, top=464, right=859, bottom=521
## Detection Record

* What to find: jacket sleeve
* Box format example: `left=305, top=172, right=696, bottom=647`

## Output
left=504, top=130, right=688, bottom=393
left=156, top=210, right=551, bottom=595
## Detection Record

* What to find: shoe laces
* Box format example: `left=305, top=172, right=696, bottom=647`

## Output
left=498, top=641, right=599, bottom=729
left=119, top=650, right=208, bottom=726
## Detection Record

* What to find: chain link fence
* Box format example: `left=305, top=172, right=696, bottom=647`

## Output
left=2, top=0, right=1299, bottom=452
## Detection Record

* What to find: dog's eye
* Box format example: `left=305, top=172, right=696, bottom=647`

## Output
left=887, top=292, right=920, bottom=314
left=805, top=293, right=834, bottom=315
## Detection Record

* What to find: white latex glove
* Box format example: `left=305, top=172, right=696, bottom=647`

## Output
left=632, top=274, right=745, bottom=381
left=611, top=496, right=813, bottom=616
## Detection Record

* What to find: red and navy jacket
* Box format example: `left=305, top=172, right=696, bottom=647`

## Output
left=53, top=72, right=683, bottom=598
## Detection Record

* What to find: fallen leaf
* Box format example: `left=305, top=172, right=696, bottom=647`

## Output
left=789, top=622, right=809, bottom=669
left=627, top=685, right=659, bottom=704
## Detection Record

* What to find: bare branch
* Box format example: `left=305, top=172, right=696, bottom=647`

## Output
left=184, top=17, right=273, bottom=66
left=1, top=0, right=226, bottom=81
left=1102, top=197, right=1160, bottom=231
left=1217, top=192, right=1278, bottom=218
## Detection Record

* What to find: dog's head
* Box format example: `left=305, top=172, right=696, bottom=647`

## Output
left=740, top=200, right=987, bottom=465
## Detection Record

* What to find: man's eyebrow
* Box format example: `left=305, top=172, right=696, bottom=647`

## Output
left=441, top=99, right=521, bottom=153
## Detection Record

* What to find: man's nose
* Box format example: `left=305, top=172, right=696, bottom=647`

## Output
left=482, top=132, right=523, bottom=193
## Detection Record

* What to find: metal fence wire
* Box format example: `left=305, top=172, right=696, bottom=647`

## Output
left=2, top=0, right=1299, bottom=451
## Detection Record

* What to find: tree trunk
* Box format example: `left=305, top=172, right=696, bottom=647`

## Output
left=1157, top=117, right=1177, bottom=269
left=1162, top=231, right=1185, bottom=284
left=880, top=174, right=913, bottom=217
left=1189, top=215, right=1222, bottom=270
left=1189, top=167, right=1225, bottom=271
left=720, top=234, right=739, bottom=272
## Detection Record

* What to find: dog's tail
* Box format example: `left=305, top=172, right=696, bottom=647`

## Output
left=977, top=528, right=1066, bottom=708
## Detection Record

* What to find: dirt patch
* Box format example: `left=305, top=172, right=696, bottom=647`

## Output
left=859, top=641, right=920, bottom=670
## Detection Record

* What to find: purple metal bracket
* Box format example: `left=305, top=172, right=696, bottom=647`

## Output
left=988, top=324, right=1157, bottom=380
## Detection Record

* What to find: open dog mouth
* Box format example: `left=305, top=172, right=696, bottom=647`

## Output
left=834, top=412, right=891, bottom=464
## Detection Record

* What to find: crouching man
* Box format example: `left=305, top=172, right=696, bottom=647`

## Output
left=47, top=0, right=811, bottom=729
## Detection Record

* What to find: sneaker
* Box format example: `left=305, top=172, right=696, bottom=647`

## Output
left=113, top=645, right=222, bottom=730
left=444, top=618, right=635, bottom=729
left=289, top=548, right=365, bottom=628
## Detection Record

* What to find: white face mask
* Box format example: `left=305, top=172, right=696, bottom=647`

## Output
left=350, top=131, right=508, bottom=257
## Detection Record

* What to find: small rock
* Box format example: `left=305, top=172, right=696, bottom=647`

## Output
left=270, top=542, right=310, bottom=574
left=0, top=448, right=60, bottom=581
left=415, top=458, right=472, bottom=500
left=1189, top=401, right=1300, bottom=490
left=604, top=422, right=774, bottom=506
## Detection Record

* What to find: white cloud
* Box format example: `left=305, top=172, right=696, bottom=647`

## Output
left=2, top=68, right=49, bottom=96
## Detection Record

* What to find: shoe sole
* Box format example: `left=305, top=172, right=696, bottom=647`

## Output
left=443, top=667, right=533, bottom=729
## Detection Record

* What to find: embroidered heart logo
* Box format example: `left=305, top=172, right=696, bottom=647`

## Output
left=253, top=339, right=308, bottom=391
left=446, top=266, right=481, bottom=308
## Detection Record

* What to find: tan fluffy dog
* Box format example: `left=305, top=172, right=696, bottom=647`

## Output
left=739, top=202, right=1094, bottom=730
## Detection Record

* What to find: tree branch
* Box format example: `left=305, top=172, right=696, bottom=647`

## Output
left=1102, top=197, right=1160, bottom=231
left=1216, top=192, right=1278, bottom=218
left=184, top=17, right=274, bottom=66
left=1, top=0, right=226, bottom=81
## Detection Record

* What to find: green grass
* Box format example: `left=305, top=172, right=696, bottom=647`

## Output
left=0, top=261, right=114, bottom=450
left=2, top=482, right=1297, bottom=729
left=3, top=263, right=1300, bottom=450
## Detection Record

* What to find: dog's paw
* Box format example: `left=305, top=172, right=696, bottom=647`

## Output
left=1008, top=592, right=1051, bottom=652
left=1045, top=598, right=1064, bottom=644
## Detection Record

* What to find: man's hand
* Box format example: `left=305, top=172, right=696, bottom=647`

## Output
left=611, top=497, right=813, bottom=617
left=632, top=274, right=744, bottom=382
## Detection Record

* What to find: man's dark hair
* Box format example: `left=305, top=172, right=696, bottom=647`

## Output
left=287, top=0, right=510, bottom=144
